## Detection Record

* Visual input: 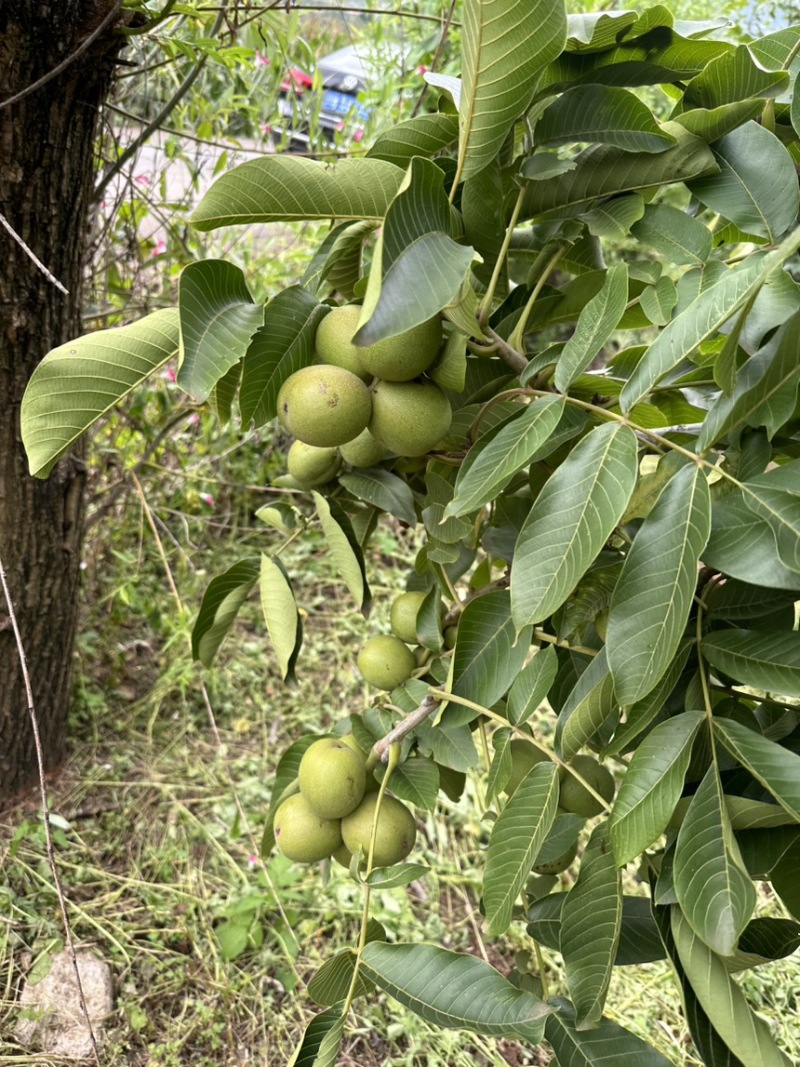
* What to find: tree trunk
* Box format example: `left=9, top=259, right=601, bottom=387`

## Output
left=0, top=2, right=123, bottom=802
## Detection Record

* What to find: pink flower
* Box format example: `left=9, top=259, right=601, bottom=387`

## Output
left=247, top=855, right=258, bottom=869
left=187, top=412, right=200, bottom=426
left=199, top=493, right=215, bottom=508
left=254, top=52, right=270, bottom=67
left=417, top=64, right=428, bottom=75
left=151, top=239, right=167, bottom=257
left=164, top=367, right=177, bottom=383
left=134, top=174, right=150, bottom=187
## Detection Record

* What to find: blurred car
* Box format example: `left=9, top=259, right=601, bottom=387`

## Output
left=270, top=41, right=411, bottom=153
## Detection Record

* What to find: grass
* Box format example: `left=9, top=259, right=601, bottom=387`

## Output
left=1, top=408, right=799, bottom=1066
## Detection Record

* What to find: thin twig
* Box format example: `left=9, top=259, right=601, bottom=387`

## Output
left=411, top=0, right=458, bottom=118
left=0, top=1, right=124, bottom=112
left=94, top=0, right=233, bottom=202
left=0, top=554, right=101, bottom=1067
left=0, top=211, right=69, bottom=295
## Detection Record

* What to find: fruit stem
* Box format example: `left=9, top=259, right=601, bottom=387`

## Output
left=342, top=746, right=401, bottom=1014
left=478, top=185, right=527, bottom=327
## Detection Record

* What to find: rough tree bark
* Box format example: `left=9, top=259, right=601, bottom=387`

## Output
left=0, top=2, right=124, bottom=802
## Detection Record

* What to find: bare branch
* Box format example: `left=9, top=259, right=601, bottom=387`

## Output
left=369, top=694, right=441, bottom=765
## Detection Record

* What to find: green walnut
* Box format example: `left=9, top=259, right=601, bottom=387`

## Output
left=273, top=793, right=342, bottom=863
left=356, top=316, right=442, bottom=382
left=277, top=365, right=371, bottom=448
left=532, top=840, right=578, bottom=876
left=503, top=740, right=556, bottom=796
left=390, top=590, right=430, bottom=644
left=337, top=732, right=379, bottom=793
left=314, top=305, right=371, bottom=381
left=369, top=379, right=452, bottom=457
left=298, top=737, right=366, bottom=819
left=357, top=635, right=416, bottom=690
left=559, top=755, right=616, bottom=818
left=341, top=793, right=417, bottom=867
left=339, top=427, right=387, bottom=468
left=286, top=440, right=341, bottom=488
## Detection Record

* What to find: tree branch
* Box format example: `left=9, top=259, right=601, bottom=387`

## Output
left=368, top=694, right=440, bottom=765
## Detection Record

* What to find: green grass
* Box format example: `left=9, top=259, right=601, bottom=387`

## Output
left=1, top=417, right=799, bottom=1066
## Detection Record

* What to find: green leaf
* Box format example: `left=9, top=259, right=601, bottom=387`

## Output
left=445, top=396, right=565, bottom=518
left=338, top=469, right=416, bottom=526
left=259, top=555, right=302, bottom=685
left=486, top=727, right=513, bottom=798
left=673, top=100, right=764, bottom=144
left=639, top=276, right=678, bottom=326
left=356, top=157, right=456, bottom=345
left=537, top=86, right=676, bottom=154
left=520, top=123, right=716, bottom=220
left=670, top=908, right=795, bottom=1067
left=561, top=826, right=622, bottom=1029
left=177, top=260, right=263, bottom=403
left=484, top=762, right=560, bottom=935
left=688, top=123, right=800, bottom=242
left=448, top=590, right=533, bottom=725
left=312, top=492, right=371, bottom=617
left=610, top=711, right=704, bottom=865
left=308, top=950, right=372, bottom=1006
left=364, top=863, right=431, bottom=889
left=457, top=0, right=566, bottom=184
left=360, top=942, right=551, bottom=1039
left=556, top=648, right=618, bottom=762
left=630, top=203, right=712, bottom=265
left=375, top=757, right=439, bottom=811
left=287, top=1005, right=345, bottom=1067
left=367, top=113, right=460, bottom=169
left=565, top=10, right=638, bottom=51
left=683, top=45, right=790, bottom=110
left=430, top=328, right=469, bottom=393
left=238, top=287, right=325, bottom=428
left=607, top=465, right=711, bottom=705
left=545, top=998, right=676, bottom=1066
left=583, top=193, right=645, bottom=240
left=653, top=902, right=748, bottom=1067
left=508, top=646, right=558, bottom=726
left=192, top=156, right=404, bottom=229
left=528, top=894, right=666, bottom=966
left=620, top=254, right=772, bottom=412
left=356, top=231, right=475, bottom=346
left=191, top=557, right=260, bottom=667
left=713, top=718, right=800, bottom=821
left=705, top=580, right=799, bottom=622
left=210, top=361, right=241, bottom=426
left=511, top=423, right=638, bottom=628
left=704, top=490, right=800, bottom=591
left=737, top=826, right=800, bottom=879
left=698, top=314, right=800, bottom=450
left=21, top=308, right=179, bottom=478
left=603, top=642, right=692, bottom=757
left=741, top=477, right=800, bottom=575
left=416, top=717, right=478, bottom=772
left=673, top=766, right=756, bottom=955
left=702, top=629, right=800, bottom=699
left=552, top=264, right=628, bottom=392
left=731, top=917, right=800, bottom=972
left=302, top=221, right=375, bottom=300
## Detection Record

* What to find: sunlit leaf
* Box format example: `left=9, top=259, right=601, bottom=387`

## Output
left=22, top=308, right=179, bottom=478
left=192, top=557, right=260, bottom=667
left=259, top=555, right=302, bottom=685
left=360, top=942, right=552, bottom=1039
left=192, top=156, right=404, bottom=229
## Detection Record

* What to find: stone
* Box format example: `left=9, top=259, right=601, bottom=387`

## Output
left=15, top=949, right=113, bottom=1059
